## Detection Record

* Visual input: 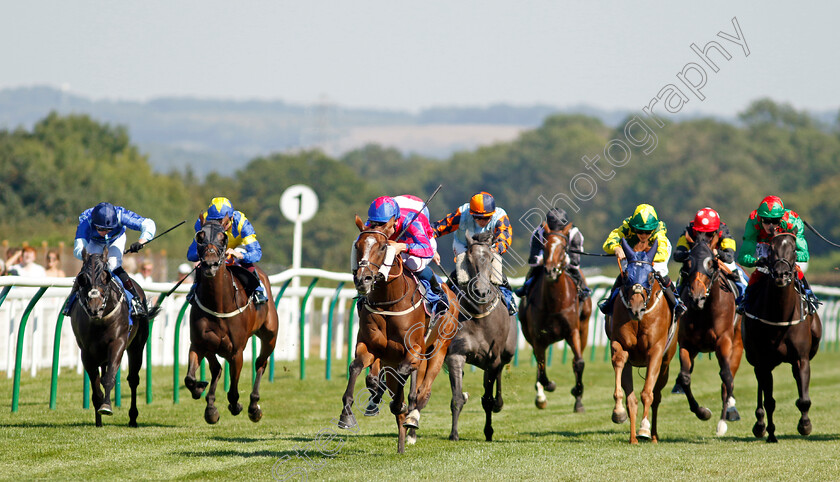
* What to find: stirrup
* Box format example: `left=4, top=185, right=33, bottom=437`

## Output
left=253, top=290, right=268, bottom=304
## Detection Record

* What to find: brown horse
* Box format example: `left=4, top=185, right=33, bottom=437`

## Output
left=445, top=231, right=516, bottom=442
left=339, top=215, right=459, bottom=453
left=741, top=232, right=821, bottom=442
left=519, top=224, right=592, bottom=412
left=184, top=217, right=279, bottom=424
left=607, top=238, right=677, bottom=444
left=675, top=234, right=743, bottom=436
left=71, top=250, right=154, bottom=427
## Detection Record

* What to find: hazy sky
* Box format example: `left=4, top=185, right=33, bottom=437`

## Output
left=3, top=1, right=838, bottom=116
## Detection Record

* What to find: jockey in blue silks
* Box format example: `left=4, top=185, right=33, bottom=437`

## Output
left=186, top=197, right=269, bottom=304
left=66, top=202, right=157, bottom=317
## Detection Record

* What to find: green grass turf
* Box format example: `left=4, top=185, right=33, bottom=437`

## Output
left=1, top=347, right=839, bottom=480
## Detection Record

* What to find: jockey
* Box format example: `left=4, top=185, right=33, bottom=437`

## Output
left=514, top=208, right=591, bottom=300
left=673, top=207, right=747, bottom=303
left=433, top=191, right=517, bottom=315
left=66, top=202, right=156, bottom=318
left=598, top=203, right=686, bottom=319
left=358, top=195, right=448, bottom=315
left=736, top=195, right=817, bottom=313
left=186, top=197, right=268, bottom=304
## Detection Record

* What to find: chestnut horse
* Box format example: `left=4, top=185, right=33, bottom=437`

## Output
left=675, top=235, right=743, bottom=436
left=445, top=231, right=516, bottom=442
left=184, top=217, right=279, bottom=424
left=741, top=232, right=821, bottom=442
left=607, top=238, right=677, bottom=444
left=519, top=224, right=592, bottom=412
left=71, top=250, right=155, bottom=427
left=340, top=215, right=459, bottom=453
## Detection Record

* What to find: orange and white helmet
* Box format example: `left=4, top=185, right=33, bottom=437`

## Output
left=693, top=207, right=720, bottom=233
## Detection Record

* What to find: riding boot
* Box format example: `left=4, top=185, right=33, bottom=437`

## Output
left=598, top=276, right=622, bottom=316
left=799, top=275, right=821, bottom=313
left=186, top=282, right=197, bottom=304
left=62, top=287, right=78, bottom=316
left=115, top=267, right=147, bottom=318
left=417, top=265, right=449, bottom=316
left=566, top=265, right=591, bottom=300
left=514, top=266, right=537, bottom=297
left=500, top=275, right=518, bottom=316
left=658, top=274, right=686, bottom=320
left=736, top=283, right=751, bottom=315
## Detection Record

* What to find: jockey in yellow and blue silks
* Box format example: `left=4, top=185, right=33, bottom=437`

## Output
left=186, top=197, right=268, bottom=304
left=433, top=191, right=517, bottom=315
left=65, top=202, right=157, bottom=318
left=598, top=203, right=686, bottom=318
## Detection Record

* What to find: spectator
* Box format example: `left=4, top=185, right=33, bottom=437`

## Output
left=5, top=247, right=22, bottom=275
left=177, top=263, right=194, bottom=284
left=44, top=249, right=67, bottom=277
left=11, top=246, right=47, bottom=278
left=138, top=260, right=154, bottom=284
left=0, top=258, right=5, bottom=276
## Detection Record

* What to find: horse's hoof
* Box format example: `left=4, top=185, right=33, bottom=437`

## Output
left=798, top=418, right=812, bottom=436
left=205, top=407, right=220, bottom=424
left=449, top=433, right=459, bottom=442
left=752, top=422, right=766, bottom=439
left=406, top=432, right=417, bottom=445
left=97, top=404, right=113, bottom=416
left=696, top=407, right=712, bottom=421
left=493, top=398, right=504, bottom=413
left=726, top=407, right=741, bottom=422
left=403, top=409, right=421, bottom=429
left=767, top=434, right=778, bottom=443
left=535, top=397, right=547, bottom=410
left=228, top=403, right=243, bottom=416
left=248, top=405, right=263, bottom=423
left=191, top=381, right=208, bottom=399
left=364, top=401, right=380, bottom=417
left=637, top=418, right=652, bottom=439
left=338, top=413, right=357, bottom=430
left=129, top=420, right=138, bottom=428
left=574, top=401, right=585, bottom=414
left=716, top=420, right=728, bottom=436
left=544, top=381, right=557, bottom=392
left=671, top=383, right=684, bottom=394
left=612, top=409, right=628, bottom=424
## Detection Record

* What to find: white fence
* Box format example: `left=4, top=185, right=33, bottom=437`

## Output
left=2, top=270, right=839, bottom=378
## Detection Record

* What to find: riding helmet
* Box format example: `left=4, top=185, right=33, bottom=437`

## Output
left=757, top=195, right=785, bottom=219
left=693, top=207, right=720, bottom=232
left=546, top=208, right=569, bottom=230
left=91, top=202, right=119, bottom=231
left=368, top=196, right=401, bottom=223
left=206, top=197, right=234, bottom=220
left=469, top=192, right=495, bottom=217
left=628, top=203, right=659, bottom=232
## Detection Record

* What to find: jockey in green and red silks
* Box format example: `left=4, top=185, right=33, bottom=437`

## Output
left=736, top=195, right=816, bottom=312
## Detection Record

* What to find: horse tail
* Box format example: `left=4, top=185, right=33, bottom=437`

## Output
left=145, top=305, right=162, bottom=320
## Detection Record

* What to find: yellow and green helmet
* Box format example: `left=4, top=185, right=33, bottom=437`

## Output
left=757, top=195, right=785, bottom=219
left=629, top=203, right=659, bottom=231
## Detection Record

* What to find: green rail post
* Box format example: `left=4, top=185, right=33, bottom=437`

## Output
left=325, top=282, right=345, bottom=381
left=12, top=287, right=48, bottom=412
left=172, top=299, right=191, bottom=404
left=562, top=342, right=569, bottom=364
left=347, top=298, right=358, bottom=378
left=833, top=299, right=839, bottom=352
left=547, top=344, right=553, bottom=367
left=299, top=278, right=320, bottom=380
left=224, top=361, right=230, bottom=392
left=513, top=313, right=520, bottom=367
left=115, top=367, right=121, bottom=407
left=200, top=359, right=205, bottom=382
left=146, top=317, right=155, bottom=405
left=270, top=279, right=292, bottom=382
left=83, top=372, right=90, bottom=409
left=251, top=335, right=258, bottom=384
left=49, top=296, right=71, bottom=410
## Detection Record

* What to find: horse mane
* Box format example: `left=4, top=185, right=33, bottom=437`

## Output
left=472, top=231, right=494, bottom=245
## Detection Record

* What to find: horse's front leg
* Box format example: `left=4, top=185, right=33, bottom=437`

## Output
left=82, top=354, right=105, bottom=427
left=715, top=336, right=736, bottom=435
left=677, top=346, right=710, bottom=421
left=792, top=357, right=813, bottom=436
left=100, top=340, right=127, bottom=416
left=637, top=345, right=665, bottom=441
left=204, top=355, right=223, bottom=424
left=185, top=346, right=208, bottom=400
left=339, top=344, right=375, bottom=430
left=387, top=370, right=408, bottom=453
left=568, top=327, right=586, bottom=414
left=227, top=351, right=244, bottom=416
left=533, top=341, right=552, bottom=410
left=610, top=341, right=629, bottom=426
left=446, top=354, right=467, bottom=441
left=482, top=364, right=502, bottom=442
left=650, top=359, right=671, bottom=443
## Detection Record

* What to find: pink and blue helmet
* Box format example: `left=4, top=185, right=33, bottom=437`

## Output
left=367, top=196, right=401, bottom=223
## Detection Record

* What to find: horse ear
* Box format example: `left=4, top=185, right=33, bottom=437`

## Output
left=465, top=229, right=474, bottom=246
left=647, top=238, right=659, bottom=263
left=562, top=223, right=572, bottom=235
left=81, top=248, right=88, bottom=262
left=620, top=238, right=633, bottom=258
left=711, top=232, right=720, bottom=248
left=221, top=215, right=232, bottom=231
left=384, top=217, right=396, bottom=231
left=684, top=229, right=694, bottom=245
left=355, top=215, right=365, bottom=231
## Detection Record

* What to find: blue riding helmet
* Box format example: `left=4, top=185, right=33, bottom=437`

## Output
left=91, top=202, right=119, bottom=230
left=206, top=197, right=234, bottom=220
left=367, top=196, right=401, bottom=223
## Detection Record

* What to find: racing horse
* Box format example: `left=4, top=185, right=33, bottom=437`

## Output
left=741, top=232, right=821, bottom=442
left=70, top=250, right=154, bottom=427
left=607, top=238, right=678, bottom=444
left=184, top=217, right=279, bottom=424
left=445, top=232, right=516, bottom=441
left=519, top=223, right=592, bottom=412
left=675, top=234, right=743, bottom=436
left=340, top=215, right=459, bottom=453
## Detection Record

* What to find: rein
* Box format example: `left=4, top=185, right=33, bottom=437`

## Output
left=80, top=277, right=126, bottom=320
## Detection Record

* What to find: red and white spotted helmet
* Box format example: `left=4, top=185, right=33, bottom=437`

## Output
left=693, top=207, right=720, bottom=233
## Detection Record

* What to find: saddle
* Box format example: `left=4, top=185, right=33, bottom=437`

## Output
left=227, top=264, right=261, bottom=297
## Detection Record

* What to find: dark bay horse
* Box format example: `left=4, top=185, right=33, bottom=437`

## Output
left=675, top=235, right=743, bottom=436
left=607, top=238, right=677, bottom=444
left=519, top=224, right=592, bottom=412
left=445, top=232, right=516, bottom=441
left=742, top=232, right=821, bottom=442
left=71, top=250, right=154, bottom=427
left=340, top=215, right=459, bottom=453
left=184, top=217, right=279, bottom=424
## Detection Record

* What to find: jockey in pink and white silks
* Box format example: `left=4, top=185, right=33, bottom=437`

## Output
left=354, top=196, right=448, bottom=315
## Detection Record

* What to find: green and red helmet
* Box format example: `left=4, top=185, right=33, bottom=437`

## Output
left=757, top=195, right=785, bottom=219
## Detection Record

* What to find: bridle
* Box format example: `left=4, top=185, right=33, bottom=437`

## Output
left=619, top=259, right=662, bottom=318
left=461, top=238, right=501, bottom=318
left=77, top=258, right=125, bottom=320
left=355, top=229, right=414, bottom=309
left=543, top=230, right=569, bottom=280
left=769, top=233, right=796, bottom=284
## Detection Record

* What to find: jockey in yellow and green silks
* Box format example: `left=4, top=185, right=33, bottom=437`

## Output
left=598, top=203, right=686, bottom=318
